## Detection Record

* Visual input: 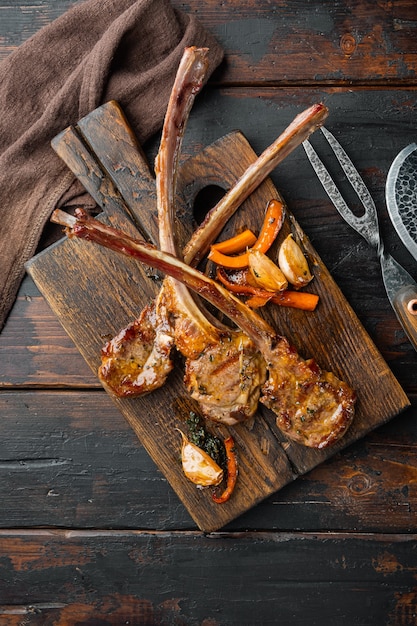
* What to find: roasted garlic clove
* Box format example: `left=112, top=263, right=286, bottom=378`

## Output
left=278, top=234, right=313, bottom=288
left=177, top=430, right=224, bottom=487
left=248, top=250, right=288, bottom=292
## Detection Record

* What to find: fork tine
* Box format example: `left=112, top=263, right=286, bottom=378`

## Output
left=302, top=139, right=358, bottom=229
left=303, top=135, right=380, bottom=248
left=320, top=126, right=377, bottom=215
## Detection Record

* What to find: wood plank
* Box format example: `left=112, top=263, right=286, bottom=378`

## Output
left=0, top=390, right=192, bottom=530
left=0, top=1, right=79, bottom=62
left=1, top=1, right=416, bottom=85
left=0, top=390, right=416, bottom=532
left=189, top=0, right=417, bottom=85
left=0, top=529, right=416, bottom=625
left=25, top=101, right=409, bottom=531
left=0, top=276, right=96, bottom=388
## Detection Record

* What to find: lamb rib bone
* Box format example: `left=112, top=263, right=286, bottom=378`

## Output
left=99, top=47, right=265, bottom=425
left=97, top=47, right=205, bottom=401
left=152, top=47, right=266, bottom=425
left=98, top=80, right=329, bottom=411
left=183, top=102, right=329, bottom=266
left=51, top=208, right=357, bottom=449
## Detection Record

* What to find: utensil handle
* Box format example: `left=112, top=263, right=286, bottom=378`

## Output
left=392, top=285, right=417, bottom=352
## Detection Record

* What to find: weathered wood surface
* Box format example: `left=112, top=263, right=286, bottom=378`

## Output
left=1, top=530, right=416, bottom=625
left=1, top=0, right=417, bottom=86
left=1, top=0, right=417, bottom=623
left=0, top=388, right=416, bottom=533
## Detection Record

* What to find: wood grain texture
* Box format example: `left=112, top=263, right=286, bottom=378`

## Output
left=0, top=389, right=416, bottom=533
left=1, top=0, right=417, bottom=86
left=25, top=101, right=409, bottom=531
left=1, top=529, right=417, bottom=625
left=0, top=276, right=96, bottom=388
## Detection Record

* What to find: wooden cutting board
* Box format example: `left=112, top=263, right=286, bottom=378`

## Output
left=26, top=101, right=410, bottom=532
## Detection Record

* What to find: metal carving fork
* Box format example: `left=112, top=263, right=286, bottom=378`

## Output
left=303, top=127, right=417, bottom=351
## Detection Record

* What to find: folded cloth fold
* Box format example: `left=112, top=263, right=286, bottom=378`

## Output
left=0, top=0, right=223, bottom=330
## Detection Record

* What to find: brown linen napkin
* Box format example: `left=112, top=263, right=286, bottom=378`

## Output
left=0, top=0, right=223, bottom=331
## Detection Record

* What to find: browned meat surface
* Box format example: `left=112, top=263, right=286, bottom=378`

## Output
left=184, top=333, right=266, bottom=425
left=98, top=300, right=174, bottom=397
left=159, top=275, right=266, bottom=425
left=260, top=336, right=356, bottom=448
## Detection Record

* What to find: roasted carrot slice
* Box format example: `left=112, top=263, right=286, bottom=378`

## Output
left=215, top=267, right=319, bottom=311
left=215, top=267, right=255, bottom=294
left=208, top=199, right=284, bottom=268
left=271, top=290, right=319, bottom=311
left=245, top=293, right=274, bottom=309
left=211, top=229, right=257, bottom=254
left=253, top=198, right=285, bottom=256
left=212, top=436, right=238, bottom=504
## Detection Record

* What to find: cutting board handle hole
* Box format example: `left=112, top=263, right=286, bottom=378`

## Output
left=193, top=184, right=226, bottom=225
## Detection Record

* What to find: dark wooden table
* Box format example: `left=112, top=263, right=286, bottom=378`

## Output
left=1, top=1, right=417, bottom=624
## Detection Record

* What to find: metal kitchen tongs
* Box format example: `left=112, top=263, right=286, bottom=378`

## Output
left=303, top=127, right=417, bottom=351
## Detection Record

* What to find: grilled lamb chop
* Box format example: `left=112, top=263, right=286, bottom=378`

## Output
left=98, top=47, right=202, bottom=399
left=154, top=47, right=266, bottom=424
left=101, top=47, right=266, bottom=425
left=51, top=208, right=356, bottom=449
left=98, top=48, right=329, bottom=412
left=99, top=297, right=174, bottom=397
